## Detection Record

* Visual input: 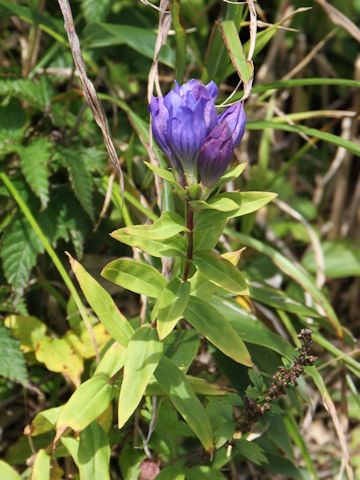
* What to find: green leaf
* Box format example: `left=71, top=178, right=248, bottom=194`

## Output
left=185, top=296, right=253, bottom=367
left=101, top=258, right=168, bottom=298
left=156, top=461, right=185, bottom=480
left=251, top=77, right=360, bottom=94
left=68, top=254, right=134, bottom=347
left=218, top=20, right=253, bottom=83
left=193, top=249, right=248, bottom=295
left=157, top=279, right=191, bottom=340
left=154, top=356, right=214, bottom=453
left=247, top=121, right=360, bottom=157
left=144, top=161, right=186, bottom=196
left=163, top=329, right=200, bottom=371
left=191, top=191, right=277, bottom=216
left=302, top=240, right=360, bottom=278
left=235, top=439, right=268, bottom=465
left=94, top=342, right=127, bottom=377
left=110, top=231, right=186, bottom=258
left=249, top=284, right=321, bottom=318
left=118, top=325, right=163, bottom=428
left=122, top=211, right=187, bottom=239
left=0, top=460, right=22, bottom=480
left=18, top=138, right=51, bottom=209
left=228, top=231, right=343, bottom=338
left=193, top=209, right=230, bottom=250
left=1, top=213, right=43, bottom=289
left=56, top=374, right=115, bottom=436
left=26, top=407, right=61, bottom=436
left=78, top=422, right=111, bottom=480
left=185, top=466, right=227, bottom=480
left=32, top=449, right=50, bottom=480
left=63, top=149, right=94, bottom=221
left=81, top=0, right=113, bottom=23
left=0, top=322, right=28, bottom=386
left=214, top=299, right=297, bottom=360
left=0, top=76, right=52, bottom=109
left=84, top=23, right=175, bottom=67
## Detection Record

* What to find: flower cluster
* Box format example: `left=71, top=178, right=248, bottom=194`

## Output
left=148, top=79, right=246, bottom=187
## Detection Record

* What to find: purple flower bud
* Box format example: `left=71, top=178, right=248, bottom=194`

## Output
left=198, top=121, right=234, bottom=187
left=218, top=101, right=246, bottom=148
left=148, top=80, right=246, bottom=187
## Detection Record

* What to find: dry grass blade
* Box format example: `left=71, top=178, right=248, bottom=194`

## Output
left=282, top=28, right=338, bottom=81
left=323, top=393, right=354, bottom=480
left=315, top=0, right=360, bottom=43
left=57, top=0, right=123, bottom=193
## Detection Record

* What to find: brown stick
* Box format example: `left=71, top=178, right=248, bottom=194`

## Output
left=57, top=0, right=123, bottom=192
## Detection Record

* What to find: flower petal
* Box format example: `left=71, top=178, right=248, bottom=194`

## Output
left=198, top=121, right=234, bottom=187
left=218, top=101, right=246, bottom=148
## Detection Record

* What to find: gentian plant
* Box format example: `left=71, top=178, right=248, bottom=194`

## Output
left=53, top=78, right=279, bottom=468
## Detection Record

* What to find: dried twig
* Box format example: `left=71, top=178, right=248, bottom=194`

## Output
left=57, top=0, right=123, bottom=192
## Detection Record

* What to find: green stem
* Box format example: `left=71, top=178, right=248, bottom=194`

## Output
left=0, top=172, right=89, bottom=323
left=183, top=201, right=194, bottom=281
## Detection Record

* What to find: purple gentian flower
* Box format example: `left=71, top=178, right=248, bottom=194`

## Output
left=148, top=79, right=246, bottom=187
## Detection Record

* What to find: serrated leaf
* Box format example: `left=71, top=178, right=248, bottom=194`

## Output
left=185, top=296, right=253, bottom=367
left=158, top=279, right=191, bottom=340
left=0, top=322, right=28, bottom=386
left=101, top=258, right=168, bottom=298
left=63, top=149, right=94, bottom=221
left=193, top=249, right=248, bottom=295
left=118, top=325, right=163, bottom=428
left=1, top=213, right=43, bottom=289
left=81, top=0, right=113, bottom=23
left=0, top=77, right=51, bottom=109
left=154, top=356, right=214, bottom=453
left=18, top=138, right=51, bottom=209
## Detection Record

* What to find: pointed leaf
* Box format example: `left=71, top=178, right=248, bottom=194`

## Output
left=218, top=20, right=253, bottom=83
left=193, top=249, right=248, bottom=295
left=123, top=212, right=187, bottom=240
left=56, top=374, right=115, bottom=436
left=25, top=407, right=60, bottom=436
left=192, top=191, right=277, bottom=216
left=158, top=279, right=191, bottom=340
left=154, top=356, right=214, bottom=453
left=68, top=254, right=133, bottom=347
left=185, top=296, right=253, bottom=367
left=118, top=325, right=163, bottom=428
left=110, top=231, right=186, bottom=258
left=101, top=258, right=168, bottom=298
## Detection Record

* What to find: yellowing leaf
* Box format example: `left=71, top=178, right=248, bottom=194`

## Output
left=4, top=315, right=47, bottom=353
left=35, top=337, right=83, bottom=386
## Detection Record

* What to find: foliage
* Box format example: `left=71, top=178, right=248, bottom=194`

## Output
left=0, top=1, right=359, bottom=479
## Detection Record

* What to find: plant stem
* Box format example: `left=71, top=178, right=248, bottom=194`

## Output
left=183, top=201, right=194, bottom=281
